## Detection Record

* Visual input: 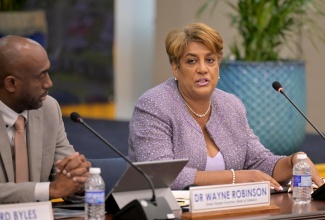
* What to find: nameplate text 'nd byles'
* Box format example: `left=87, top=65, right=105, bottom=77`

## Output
left=0, top=201, right=53, bottom=220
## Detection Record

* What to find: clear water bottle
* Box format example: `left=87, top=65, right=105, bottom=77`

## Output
left=293, top=153, right=312, bottom=204
left=85, top=167, right=105, bottom=220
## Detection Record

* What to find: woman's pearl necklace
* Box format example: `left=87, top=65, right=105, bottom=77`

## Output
left=184, top=100, right=211, bottom=118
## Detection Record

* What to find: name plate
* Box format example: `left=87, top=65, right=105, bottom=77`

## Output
left=189, top=181, right=270, bottom=213
left=0, top=201, right=53, bottom=220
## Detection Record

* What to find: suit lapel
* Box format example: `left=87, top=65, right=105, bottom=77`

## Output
left=27, top=109, right=43, bottom=182
left=0, top=113, right=15, bottom=182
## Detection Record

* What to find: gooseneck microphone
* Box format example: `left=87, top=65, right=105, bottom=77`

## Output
left=70, top=112, right=174, bottom=220
left=70, top=112, right=156, bottom=201
left=272, top=81, right=325, bottom=141
left=272, top=81, right=325, bottom=200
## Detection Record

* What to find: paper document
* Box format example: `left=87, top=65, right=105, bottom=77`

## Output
left=53, top=208, right=85, bottom=219
left=172, top=190, right=190, bottom=207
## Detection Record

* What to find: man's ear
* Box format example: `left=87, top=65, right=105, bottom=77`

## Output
left=4, top=76, right=17, bottom=92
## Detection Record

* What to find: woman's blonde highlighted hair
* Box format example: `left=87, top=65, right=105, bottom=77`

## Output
left=165, top=23, right=223, bottom=66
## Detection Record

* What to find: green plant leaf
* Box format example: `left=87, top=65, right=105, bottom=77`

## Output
left=197, top=0, right=325, bottom=61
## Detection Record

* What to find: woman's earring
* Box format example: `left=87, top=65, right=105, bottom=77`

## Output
left=218, top=76, right=221, bottom=79
left=175, top=77, right=177, bottom=81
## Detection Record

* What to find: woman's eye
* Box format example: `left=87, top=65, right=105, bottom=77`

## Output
left=187, top=59, right=196, bottom=64
left=207, top=58, right=215, bottom=63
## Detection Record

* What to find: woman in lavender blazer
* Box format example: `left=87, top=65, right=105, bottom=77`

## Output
left=128, top=23, right=323, bottom=191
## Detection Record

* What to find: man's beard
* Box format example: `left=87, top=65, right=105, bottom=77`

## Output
left=19, top=92, right=43, bottom=110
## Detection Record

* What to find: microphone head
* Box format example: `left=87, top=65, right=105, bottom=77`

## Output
left=272, top=81, right=283, bottom=93
left=70, top=112, right=82, bottom=123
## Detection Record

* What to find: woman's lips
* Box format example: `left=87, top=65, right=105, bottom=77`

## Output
left=196, top=78, right=209, bottom=86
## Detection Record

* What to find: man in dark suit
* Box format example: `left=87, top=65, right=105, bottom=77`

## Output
left=0, top=35, right=91, bottom=203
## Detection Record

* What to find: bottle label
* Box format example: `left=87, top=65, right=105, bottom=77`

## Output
left=293, top=175, right=311, bottom=187
left=85, top=190, right=105, bottom=204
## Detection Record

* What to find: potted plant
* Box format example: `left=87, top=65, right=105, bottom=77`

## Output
left=0, top=0, right=47, bottom=47
left=197, top=0, right=325, bottom=155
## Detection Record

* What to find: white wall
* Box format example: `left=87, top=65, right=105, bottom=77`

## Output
left=154, top=0, right=237, bottom=84
left=303, top=11, right=325, bottom=133
left=114, top=0, right=156, bottom=120
left=115, top=0, right=325, bottom=133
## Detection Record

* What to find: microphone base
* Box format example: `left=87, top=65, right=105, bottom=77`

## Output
left=113, top=197, right=175, bottom=220
left=312, top=184, right=325, bottom=200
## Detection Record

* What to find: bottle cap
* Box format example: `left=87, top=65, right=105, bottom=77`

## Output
left=297, top=153, right=307, bottom=159
left=89, top=167, right=101, bottom=174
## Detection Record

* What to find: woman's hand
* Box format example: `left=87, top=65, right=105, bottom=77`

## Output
left=235, top=170, right=283, bottom=191
left=306, top=157, right=324, bottom=188
left=288, top=153, right=324, bottom=192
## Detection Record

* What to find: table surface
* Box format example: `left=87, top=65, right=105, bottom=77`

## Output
left=58, top=192, right=325, bottom=220
left=182, top=192, right=325, bottom=220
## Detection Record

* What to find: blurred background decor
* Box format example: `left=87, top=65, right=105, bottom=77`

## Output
left=0, top=0, right=115, bottom=119
left=0, top=0, right=47, bottom=46
left=45, top=1, right=115, bottom=119
left=198, top=0, right=325, bottom=155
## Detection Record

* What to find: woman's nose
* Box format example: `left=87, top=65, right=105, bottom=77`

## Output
left=197, top=61, right=208, bottom=73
